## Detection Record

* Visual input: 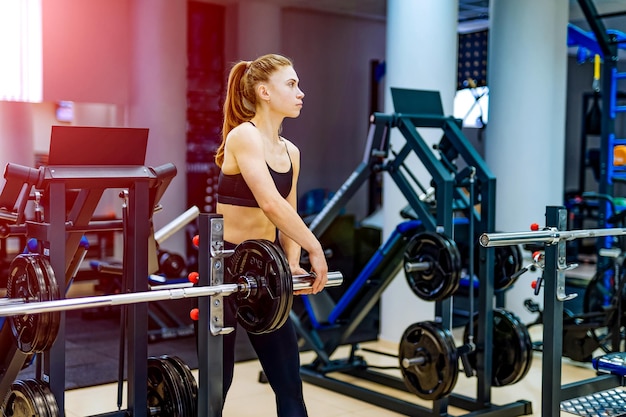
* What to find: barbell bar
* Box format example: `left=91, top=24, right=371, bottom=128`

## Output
left=480, top=227, right=626, bottom=247
left=0, top=271, right=343, bottom=318
left=154, top=206, right=200, bottom=245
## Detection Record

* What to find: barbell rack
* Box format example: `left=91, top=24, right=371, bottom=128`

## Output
left=480, top=205, right=626, bottom=417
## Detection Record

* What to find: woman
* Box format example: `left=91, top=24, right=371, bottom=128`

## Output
left=215, top=53, right=329, bottom=416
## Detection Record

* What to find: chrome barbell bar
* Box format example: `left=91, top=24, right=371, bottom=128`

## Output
left=0, top=271, right=343, bottom=317
left=479, top=227, right=626, bottom=247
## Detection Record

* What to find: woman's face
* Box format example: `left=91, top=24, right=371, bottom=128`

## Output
left=265, top=65, right=305, bottom=118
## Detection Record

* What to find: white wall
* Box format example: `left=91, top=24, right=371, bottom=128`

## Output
left=281, top=9, right=386, bottom=220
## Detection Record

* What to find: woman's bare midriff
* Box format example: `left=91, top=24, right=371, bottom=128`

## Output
left=216, top=203, right=277, bottom=244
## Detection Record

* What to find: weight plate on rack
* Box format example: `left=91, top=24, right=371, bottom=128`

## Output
left=34, top=255, right=61, bottom=353
left=492, top=245, right=523, bottom=291
left=162, top=355, right=197, bottom=416
left=463, top=308, right=532, bottom=386
left=24, top=379, right=59, bottom=417
left=404, top=232, right=461, bottom=301
left=0, top=378, right=56, bottom=417
left=6, top=254, right=57, bottom=353
left=147, top=357, right=186, bottom=417
left=158, top=250, right=186, bottom=278
left=399, top=321, right=459, bottom=400
left=227, top=239, right=293, bottom=334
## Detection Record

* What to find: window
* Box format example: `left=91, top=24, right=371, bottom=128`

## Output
left=453, top=86, right=489, bottom=128
left=0, top=0, right=42, bottom=102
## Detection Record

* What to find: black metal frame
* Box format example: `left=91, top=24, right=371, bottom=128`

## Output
left=500, top=206, right=625, bottom=416
left=297, top=98, right=531, bottom=416
left=0, top=162, right=176, bottom=416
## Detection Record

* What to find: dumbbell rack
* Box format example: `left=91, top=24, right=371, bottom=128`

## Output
left=0, top=162, right=177, bottom=415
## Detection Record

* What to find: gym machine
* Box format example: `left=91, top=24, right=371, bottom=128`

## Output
left=294, top=88, right=532, bottom=416
left=481, top=205, right=626, bottom=417
left=0, top=213, right=342, bottom=415
left=0, top=158, right=177, bottom=414
left=90, top=206, right=202, bottom=342
left=0, top=127, right=343, bottom=415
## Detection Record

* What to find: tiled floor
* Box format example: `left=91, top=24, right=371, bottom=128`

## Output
left=60, top=335, right=605, bottom=417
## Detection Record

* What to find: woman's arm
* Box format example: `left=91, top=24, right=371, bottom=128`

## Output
left=226, top=127, right=328, bottom=292
left=277, top=143, right=314, bottom=293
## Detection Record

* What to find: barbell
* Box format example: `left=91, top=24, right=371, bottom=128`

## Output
left=479, top=226, right=626, bottom=247
left=0, top=239, right=343, bottom=352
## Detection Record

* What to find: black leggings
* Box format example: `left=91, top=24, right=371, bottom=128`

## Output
left=221, top=241, right=307, bottom=417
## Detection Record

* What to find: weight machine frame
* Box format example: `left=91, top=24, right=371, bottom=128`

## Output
left=0, top=161, right=177, bottom=415
left=296, top=91, right=532, bottom=416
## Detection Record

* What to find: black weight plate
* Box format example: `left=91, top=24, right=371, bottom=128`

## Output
left=6, top=254, right=50, bottom=353
left=24, top=379, right=59, bottom=417
left=492, top=245, right=523, bottom=291
left=34, top=256, right=60, bottom=353
left=162, top=355, right=197, bottom=416
left=36, top=379, right=59, bottom=417
left=246, top=240, right=287, bottom=334
left=228, top=240, right=292, bottom=334
left=159, top=357, right=191, bottom=417
left=23, top=380, right=48, bottom=417
left=147, top=357, right=185, bottom=417
left=158, top=251, right=186, bottom=278
left=1, top=379, right=42, bottom=417
left=463, top=308, right=532, bottom=386
left=404, top=232, right=461, bottom=301
left=399, top=321, right=459, bottom=400
left=255, top=240, right=293, bottom=333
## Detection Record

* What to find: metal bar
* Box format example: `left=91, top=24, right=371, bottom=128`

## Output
left=0, top=210, right=17, bottom=222
left=542, top=207, right=567, bottom=417
left=479, top=227, right=626, bottom=247
left=154, top=206, right=200, bottom=245
left=293, top=271, right=343, bottom=290
left=0, top=284, right=239, bottom=317
left=44, top=180, right=67, bottom=412
left=0, top=273, right=343, bottom=317
left=576, top=0, right=615, bottom=59
left=122, top=181, right=153, bottom=417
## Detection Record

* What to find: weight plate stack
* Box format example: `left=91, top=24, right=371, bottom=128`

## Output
left=1, top=378, right=59, bottom=417
left=34, top=255, right=61, bottom=352
left=6, top=254, right=60, bottom=353
left=254, top=240, right=293, bottom=333
left=404, top=231, right=461, bottom=301
left=492, top=245, right=523, bottom=291
left=458, top=241, right=523, bottom=292
left=147, top=357, right=187, bottom=417
left=227, top=239, right=293, bottom=334
left=463, top=308, right=533, bottom=386
left=24, top=379, right=59, bottom=417
left=399, top=321, right=459, bottom=400
left=161, top=355, right=198, bottom=416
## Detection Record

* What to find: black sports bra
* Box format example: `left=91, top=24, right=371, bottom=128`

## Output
left=217, top=124, right=293, bottom=208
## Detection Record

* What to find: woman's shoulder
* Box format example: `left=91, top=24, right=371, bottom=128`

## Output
left=229, top=121, right=257, bottom=137
left=280, top=136, right=300, bottom=155
left=227, top=122, right=262, bottom=147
